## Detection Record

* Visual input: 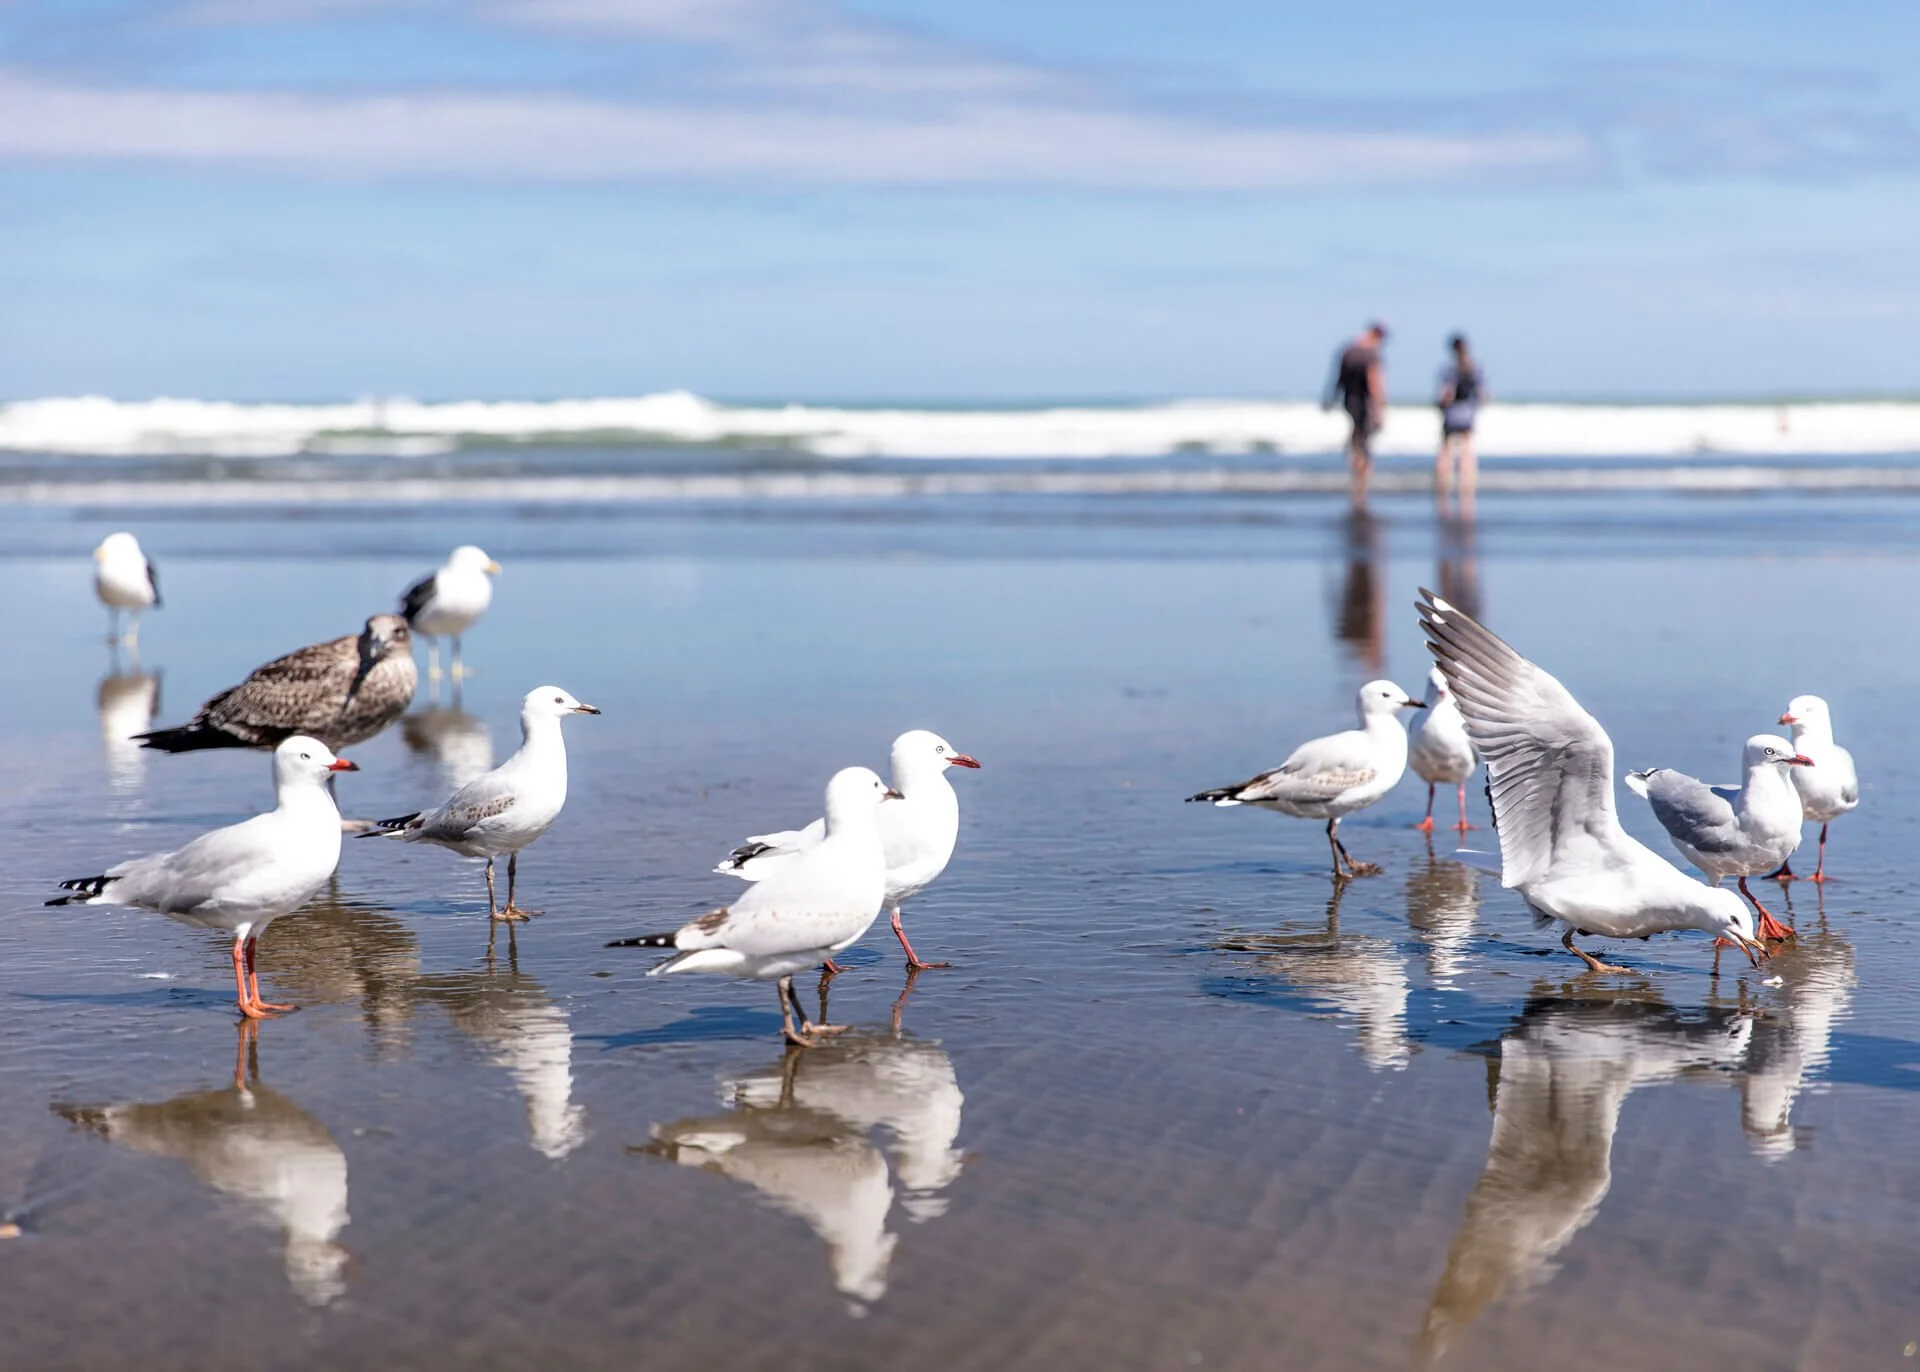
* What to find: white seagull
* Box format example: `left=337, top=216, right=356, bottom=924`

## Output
left=1626, top=735, right=1812, bottom=944
left=608, top=766, right=901, bottom=1047
left=48, top=736, right=357, bottom=1017
left=1409, top=666, right=1478, bottom=833
left=714, top=729, right=981, bottom=970
left=1417, top=589, right=1765, bottom=974
left=365, top=686, right=599, bottom=922
left=93, top=531, right=160, bottom=649
left=400, top=544, right=500, bottom=684
left=1769, top=695, right=1859, bottom=883
left=1186, top=679, right=1424, bottom=878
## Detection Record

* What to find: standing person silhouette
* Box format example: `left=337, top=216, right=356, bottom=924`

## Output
left=1435, top=333, right=1486, bottom=515
left=1324, top=321, right=1388, bottom=508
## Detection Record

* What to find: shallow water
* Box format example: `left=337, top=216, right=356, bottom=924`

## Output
left=2, top=489, right=1918, bottom=1370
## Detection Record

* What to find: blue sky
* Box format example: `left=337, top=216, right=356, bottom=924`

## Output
left=2, top=0, right=1917, bottom=401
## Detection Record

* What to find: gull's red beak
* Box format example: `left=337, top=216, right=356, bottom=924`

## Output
left=328, top=758, right=360, bottom=772
left=948, top=753, right=981, bottom=769
left=1789, top=754, right=1815, bottom=767
left=1778, top=712, right=1796, bottom=725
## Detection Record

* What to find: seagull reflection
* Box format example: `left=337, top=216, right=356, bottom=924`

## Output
left=1219, top=883, right=1412, bottom=1071
left=97, top=668, right=161, bottom=792
left=256, top=891, right=422, bottom=1048
left=1404, top=838, right=1482, bottom=984
left=1741, top=896, right=1855, bottom=1160
left=400, top=702, right=495, bottom=791
left=51, top=1023, right=349, bottom=1307
left=1419, top=989, right=1752, bottom=1363
left=415, top=959, right=587, bottom=1160
left=639, top=1025, right=965, bottom=1309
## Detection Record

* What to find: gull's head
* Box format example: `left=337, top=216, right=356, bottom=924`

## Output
left=892, top=729, right=981, bottom=779
left=275, top=735, right=357, bottom=786
left=825, top=765, right=903, bottom=823
left=1358, top=679, right=1425, bottom=720
left=1424, top=665, right=1452, bottom=706
left=524, top=685, right=600, bottom=720
left=449, top=544, right=502, bottom=577
left=1779, top=694, right=1829, bottom=733
left=1744, top=734, right=1814, bottom=772
left=96, top=531, right=142, bottom=564
left=1705, top=887, right=1767, bottom=963
left=362, top=613, right=413, bottom=657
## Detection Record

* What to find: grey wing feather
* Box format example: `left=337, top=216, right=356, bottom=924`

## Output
left=1419, top=589, right=1619, bottom=888
left=198, top=634, right=361, bottom=743
left=412, top=773, right=518, bottom=842
left=1643, top=772, right=1743, bottom=856
left=1208, top=733, right=1374, bottom=804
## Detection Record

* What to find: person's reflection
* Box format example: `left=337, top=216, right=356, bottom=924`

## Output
left=415, top=957, right=587, bottom=1161
left=1418, top=988, right=1753, bottom=1363
left=256, top=892, right=422, bottom=1049
left=401, top=699, right=495, bottom=791
left=1741, top=891, right=1855, bottom=1160
left=638, top=1025, right=966, bottom=1310
left=1435, top=512, right=1482, bottom=623
left=98, top=667, right=161, bottom=793
left=1334, top=508, right=1385, bottom=672
left=50, top=1023, right=350, bottom=1307
left=1218, top=882, right=1412, bottom=1071
left=1404, top=837, right=1481, bottom=985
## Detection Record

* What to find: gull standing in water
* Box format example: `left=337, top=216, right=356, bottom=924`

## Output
left=1409, top=666, right=1477, bottom=832
left=1626, top=735, right=1812, bottom=944
left=1769, top=695, right=1859, bottom=883
left=1417, top=590, right=1765, bottom=974
left=48, top=736, right=358, bottom=1017
left=401, top=545, right=500, bottom=686
left=714, top=730, right=981, bottom=970
left=139, top=614, right=416, bottom=754
left=1186, top=679, right=1424, bottom=878
left=608, top=767, right=900, bottom=1047
left=365, top=686, right=599, bottom=922
left=93, top=531, right=159, bottom=649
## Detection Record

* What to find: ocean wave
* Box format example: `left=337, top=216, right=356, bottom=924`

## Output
left=3, top=391, right=1920, bottom=460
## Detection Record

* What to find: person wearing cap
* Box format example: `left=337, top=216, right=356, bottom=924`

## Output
left=1324, top=321, right=1388, bottom=507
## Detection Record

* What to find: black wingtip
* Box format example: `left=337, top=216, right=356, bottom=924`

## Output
left=1185, top=788, right=1233, bottom=803
left=357, top=812, right=421, bottom=837
left=605, top=933, right=676, bottom=949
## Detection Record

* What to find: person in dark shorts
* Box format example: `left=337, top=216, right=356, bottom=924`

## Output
left=1324, top=321, right=1387, bottom=506
left=1434, top=332, right=1487, bottom=514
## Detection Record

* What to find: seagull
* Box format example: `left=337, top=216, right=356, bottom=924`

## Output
left=714, top=730, right=981, bottom=970
left=93, top=531, right=159, bottom=649
left=400, top=545, right=500, bottom=684
left=608, top=766, right=901, bottom=1047
left=138, top=614, right=416, bottom=754
left=48, top=736, right=358, bottom=1017
left=1768, top=695, right=1859, bottom=883
left=1409, top=665, right=1477, bottom=833
left=363, top=686, right=599, bottom=922
left=1626, top=736, right=1811, bottom=944
left=1186, top=679, right=1424, bottom=879
left=1416, top=589, right=1765, bottom=974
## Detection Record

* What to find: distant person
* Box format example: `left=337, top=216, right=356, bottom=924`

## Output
left=1435, top=333, right=1486, bottom=514
left=1324, top=321, right=1388, bottom=506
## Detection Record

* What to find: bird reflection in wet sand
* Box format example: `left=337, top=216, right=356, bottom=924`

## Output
left=51, top=1023, right=350, bottom=1307
left=1742, top=890, right=1855, bottom=1159
left=637, top=1012, right=965, bottom=1309
left=98, top=667, right=162, bottom=793
left=1404, top=836, right=1482, bottom=985
left=1419, top=988, right=1753, bottom=1364
left=1217, top=882, right=1413, bottom=1071
left=256, top=890, right=422, bottom=1048
left=1333, top=508, right=1385, bottom=673
left=400, top=696, right=495, bottom=792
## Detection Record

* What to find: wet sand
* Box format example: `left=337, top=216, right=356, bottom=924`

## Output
left=1, top=488, right=1917, bottom=1370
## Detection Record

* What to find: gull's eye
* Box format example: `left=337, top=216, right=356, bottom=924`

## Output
left=935, top=745, right=946, bottom=754
left=553, top=696, right=564, bottom=704
left=301, top=752, right=311, bottom=760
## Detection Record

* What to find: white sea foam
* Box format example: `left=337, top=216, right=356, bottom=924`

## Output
left=3, top=391, right=1920, bottom=460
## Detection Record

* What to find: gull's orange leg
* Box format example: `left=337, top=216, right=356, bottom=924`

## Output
left=244, top=936, right=296, bottom=1013
left=892, top=905, right=949, bottom=971
left=1415, top=783, right=1436, bottom=832
left=1808, top=823, right=1833, bottom=883
left=1738, top=876, right=1795, bottom=942
left=1454, top=781, right=1475, bottom=831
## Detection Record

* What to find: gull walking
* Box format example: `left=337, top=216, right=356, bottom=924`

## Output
left=1626, top=735, right=1812, bottom=944
left=94, top=532, right=159, bottom=650
left=401, top=545, right=500, bottom=685
left=364, top=686, right=598, bottom=922
left=1768, top=695, right=1858, bottom=883
left=48, top=736, right=358, bottom=1017
left=1409, top=665, right=1477, bottom=832
left=139, top=614, right=416, bottom=754
left=715, top=730, right=980, bottom=970
left=1417, top=589, right=1764, bottom=974
left=1186, top=680, right=1424, bottom=878
left=608, top=767, right=900, bottom=1047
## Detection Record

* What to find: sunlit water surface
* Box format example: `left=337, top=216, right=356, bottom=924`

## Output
left=1, top=489, right=1918, bottom=1371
